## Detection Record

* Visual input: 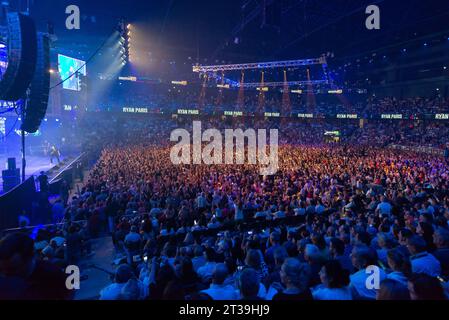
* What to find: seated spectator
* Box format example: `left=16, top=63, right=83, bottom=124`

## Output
left=349, top=245, right=386, bottom=300
left=200, top=263, right=237, bottom=300
left=191, top=245, right=206, bottom=272
left=264, top=247, right=288, bottom=288
left=433, top=228, right=449, bottom=279
left=238, top=268, right=263, bottom=300
left=376, top=196, right=392, bottom=217
left=125, top=225, right=141, bottom=248
left=149, top=263, right=176, bottom=300
left=386, top=248, right=411, bottom=286
left=34, top=229, right=49, bottom=253
left=376, top=279, right=410, bottom=300
left=417, top=221, right=436, bottom=252
left=304, top=244, right=325, bottom=287
left=100, top=264, right=140, bottom=300
left=265, top=231, right=282, bottom=267
left=244, top=249, right=269, bottom=283
left=376, top=233, right=396, bottom=267
left=329, top=237, right=354, bottom=273
left=65, top=224, right=83, bottom=265
left=407, top=235, right=441, bottom=277
left=0, top=233, right=72, bottom=300
left=283, top=230, right=298, bottom=256
left=272, top=258, right=313, bottom=300
left=312, top=260, right=352, bottom=300
left=175, top=257, right=202, bottom=295
left=197, top=248, right=217, bottom=281
left=407, top=273, right=447, bottom=300
left=120, top=279, right=141, bottom=300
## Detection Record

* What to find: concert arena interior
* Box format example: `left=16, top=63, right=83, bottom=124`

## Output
left=0, top=0, right=449, bottom=305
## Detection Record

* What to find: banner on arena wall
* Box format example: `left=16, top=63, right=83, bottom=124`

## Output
left=177, top=109, right=199, bottom=115
left=264, top=112, right=280, bottom=117
left=435, top=114, right=449, bottom=120
left=224, top=111, right=243, bottom=117
left=122, top=107, right=149, bottom=113
left=297, top=113, right=314, bottom=118
left=381, top=114, right=403, bottom=119
left=336, top=114, right=358, bottom=119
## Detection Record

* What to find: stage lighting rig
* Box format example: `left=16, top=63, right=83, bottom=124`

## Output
left=117, top=19, right=130, bottom=64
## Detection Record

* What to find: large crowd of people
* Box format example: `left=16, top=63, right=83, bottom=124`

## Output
left=0, top=91, right=448, bottom=300
left=86, top=142, right=449, bottom=300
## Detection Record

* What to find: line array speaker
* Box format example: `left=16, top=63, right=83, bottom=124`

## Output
left=0, top=12, right=37, bottom=101
left=21, top=32, right=50, bottom=133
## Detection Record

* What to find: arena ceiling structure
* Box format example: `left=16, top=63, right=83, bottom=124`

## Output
left=24, top=0, right=447, bottom=60
left=21, top=0, right=449, bottom=92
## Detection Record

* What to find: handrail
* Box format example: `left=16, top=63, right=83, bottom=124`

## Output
left=50, top=153, right=85, bottom=183
left=1, top=219, right=88, bottom=236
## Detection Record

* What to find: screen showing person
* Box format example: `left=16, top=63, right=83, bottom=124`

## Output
left=57, top=54, right=87, bottom=91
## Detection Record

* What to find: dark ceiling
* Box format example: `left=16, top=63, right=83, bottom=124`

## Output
left=16, top=0, right=449, bottom=65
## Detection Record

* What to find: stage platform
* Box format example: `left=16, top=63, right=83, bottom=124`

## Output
left=0, top=154, right=69, bottom=195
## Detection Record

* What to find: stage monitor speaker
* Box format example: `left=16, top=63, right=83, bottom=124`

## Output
left=2, top=168, right=20, bottom=193
left=21, top=32, right=50, bottom=133
left=7, top=157, right=16, bottom=170
left=0, top=12, right=37, bottom=101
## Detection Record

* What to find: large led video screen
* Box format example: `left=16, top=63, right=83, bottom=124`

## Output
left=58, top=54, right=86, bottom=91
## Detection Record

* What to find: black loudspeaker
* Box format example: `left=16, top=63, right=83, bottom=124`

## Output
left=21, top=32, right=50, bottom=133
left=7, top=157, right=16, bottom=170
left=2, top=168, right=20, bottom=192
left=0, top=12, right=37, bottom=101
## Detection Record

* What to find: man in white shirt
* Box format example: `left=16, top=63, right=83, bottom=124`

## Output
left=100, top=264, right=140, bottom=300
left=191, top=245, right=207, bottom=272
left=197, top=248, right=217, bottom=281
left=197, top=192, right=207, bottom=211
left=201, top=264, right=238, bottom=300
left=376, top=196, right=392, bottom=217
left=407, top=235, right=441, bottom=277
left=349, top=245, right=386, bottom=300
left=124, top=226, right=141, bottom=265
